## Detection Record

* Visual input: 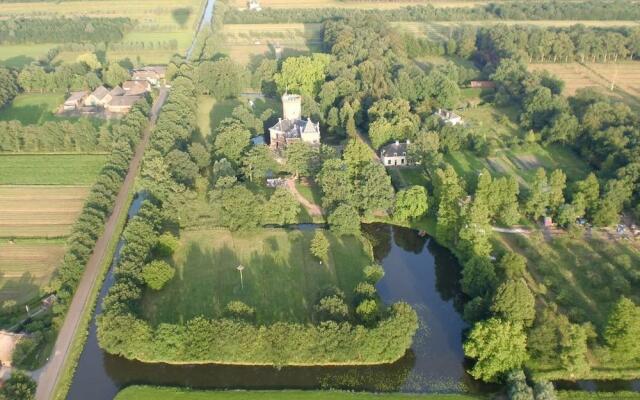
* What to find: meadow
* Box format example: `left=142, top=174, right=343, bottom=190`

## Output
left=0, top=186, right=90, bottom=238
left=0, top=154, right=107, bottom=185
left=0, top=239, right=66, bottom=305
left=0, top=44, right=55, bottom=68
left=197, top=95, right=281, bottom=137
left=219, top=23, right=322, bottom=66
left=116, top=387, right=485, bottom=400
left=0, top=93, right=65, bottom=124
left=141, top=228, right=373, bottom=326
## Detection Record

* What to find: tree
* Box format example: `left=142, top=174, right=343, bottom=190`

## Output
left=188, top=142, right=211, bottom=171
left=262, top=187, right=301, bottom=225
left=367, top=98, right=420, bottom=149
left=142, top=260, right=175, bottom=290
left=463, top=318, right=529, bottom=382
left=355, top=162, right=394, bottom=214
left=394, top=185, right=429, bottom=222
left=216, top=184, right=262, bottom=231
left=315, top=295, right=348, bottom=321
left=548, top=169, right=566, bottom=212
left=225, top=301, right=255, bottom=321
left=458, top=196, right=493, bottom=259
left=76, top=52, right=100, bottom=71
left=310, top=230, right=330, bottom=262
left=155, top=232, right=179, bottom=257
left=364, top=264, right=385, bottom=283
left=165, top=149, right=199, bottom=186
left=461, top=256, right=497, bottom=298
left=434, top=165, right=465, bottom=245
left=559, top=323, right=590, bottom=375
left=196, top=58, right=247, bottom=98
left=356, top=299, right=379, bottom=324
left=241, top=145, right=275, bottom=182
left=409, top=131, right=442, bottom=172
left=499, top=252, right=527, bottom=279
left=317, top=159, right=354, bottom=209
left=275, top=54, right=330, bottom=96
left=213, top=118, right=251, bottom=165
left=328, top=204, right=360, bottom=236
left=524, top=168, right=549, bottom=220
left=491, top=279, right=536, bottom=327
left=506, top=370, right=534, bottom=400
left=286, top=141, right=318, bottom=178
left=533, top=380, right=557, bottom=400
left=604, top=296, right=640, bottom=363
left=342, top=139, right=371, bottom=176
left=103, top=62, right=130, bottom=87
left=0, top=370, right=36, bottom=400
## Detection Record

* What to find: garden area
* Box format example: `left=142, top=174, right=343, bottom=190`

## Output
left=141, top=228, right=373, bottom=326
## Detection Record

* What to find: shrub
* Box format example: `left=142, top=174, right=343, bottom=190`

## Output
left=364, top=264, right=385, bottom=284
left=0, top=369, right=36, bottom=400
left=224, top=301, right=256, bottom=322
left=356, top=299, right=379, bottom=324
left=155, top=232, right=180, bottom=257
left=354, top=282, right=377, bottom=300
left=315, top=295, right=349, bottom=322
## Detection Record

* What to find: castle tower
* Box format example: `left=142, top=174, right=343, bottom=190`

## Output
left=282, top=93, right=302, bottom=121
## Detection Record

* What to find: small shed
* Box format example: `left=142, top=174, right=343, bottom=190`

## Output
left=543, top=216, right=554, bottom=227
left=63, top=91, right=88, bottom=110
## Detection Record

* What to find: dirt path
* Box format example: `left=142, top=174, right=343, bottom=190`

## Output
left=34, top=89, right=168, bottom=400
left=285, top=178, right=323, bottom=217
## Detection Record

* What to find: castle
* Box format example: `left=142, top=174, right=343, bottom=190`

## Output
left=268, top=94, right=321, bottom=152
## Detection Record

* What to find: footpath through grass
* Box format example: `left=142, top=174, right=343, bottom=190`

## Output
left=142, top=228, right=372, bottom=325
left=0, top=154, right=107, bottom=185
left=116, top=387, right=485, bottom=400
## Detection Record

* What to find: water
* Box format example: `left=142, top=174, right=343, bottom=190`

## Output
left=186, top=0, right=217, bottom=60
left=66, top=222, right=487, bottom=399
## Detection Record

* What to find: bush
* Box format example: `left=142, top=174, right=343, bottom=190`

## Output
left=507, top=369, right=534, bottom=400
left=155, top=232, right=180, bottom=257
left=142, top=260, right=175, bottom=290
left=354, top=282, right=377, bottom=300
left=0, top=369, right=36, bottom=400
left=356, top=299, right=379, bottom=324
left=315, top=295, right=349, bottom=322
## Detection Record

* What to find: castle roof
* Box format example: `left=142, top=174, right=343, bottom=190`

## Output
left=269, top=117, right=319, bottom=139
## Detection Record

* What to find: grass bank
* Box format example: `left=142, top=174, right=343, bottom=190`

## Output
left=116, top=387, right=486, bottom=400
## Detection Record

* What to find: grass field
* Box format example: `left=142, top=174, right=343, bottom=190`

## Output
left=0, top=154, right=107, bottom=185
left=445, top=144, right=590, bottom=189
left=231, top=0, right=490, bottom=9
left=0, top=44, right=55, bottom=68
left=0, top=239, right=66, bottom=305
left=495, top=230, right=640, bottom=330
left=0, top=93, right=65, bottom=124
left=141, top=228, right=373, bottom=326
left=528, top=62, right=640, bottom=107
left=0, top=0, right=205, bottom=64
left=117, top=387, right=485, bottom=400
left=220, top=23, right=322, bottom=66
left=0, top=186, right=90, bottom=238
left=197, top=95, right=281, bottom=137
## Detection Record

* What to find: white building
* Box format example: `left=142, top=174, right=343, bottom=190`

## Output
left=268, top=94, right=320, bottom=152
left=435, top=108, right=464, bottom=126
left=380, top=140, right=411, bottom=167
left=248, top=0, right=261, bottom=11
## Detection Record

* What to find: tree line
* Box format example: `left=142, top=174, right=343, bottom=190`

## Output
left=0, top=17, right=133, bottom=44
left=223, top=0, right=640, bottom=24
left=50, top=99, right=150, bottom=324
left=96, top=74, right=418, bottom=366
left=0, top=67, right=18, bottom=110
left=0, top=119, right=122, bottom=153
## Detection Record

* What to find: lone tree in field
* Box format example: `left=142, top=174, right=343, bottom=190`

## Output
left=310, top=231, right=330, bottom=262
left=605, top=296, right=640, bottom=363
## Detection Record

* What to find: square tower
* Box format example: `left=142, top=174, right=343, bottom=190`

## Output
left=282, top=94, right=302, bottom=121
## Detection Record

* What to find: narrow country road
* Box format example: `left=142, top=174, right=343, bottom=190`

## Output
left=34, top=88, right=168, bottom=400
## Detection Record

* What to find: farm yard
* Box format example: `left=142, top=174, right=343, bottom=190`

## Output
left=0, top=0, right=206, bottom=65
left=141, top=228, right=373, bottom=326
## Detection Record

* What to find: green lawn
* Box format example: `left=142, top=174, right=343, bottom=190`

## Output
left=0, top=93, right=65, bottom=124
left=0, top=44, right=55, bottom=68
left=558, top=392, right=640, bottom=399
left=295, top=181, right=323, bottom=206
left=0, top=154, right=107, bottom=185
left=116, top=387, right=485, bottom=400
left=141, top=228, right=373, bottom=326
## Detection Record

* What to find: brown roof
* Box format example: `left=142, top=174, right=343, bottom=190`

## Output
left=122, top=80, right=150, bottom=95
left=108, top=95, right=142, bottom=107
left=89, top=86, right=109, bottom=100
left=64, top=91, right=87, bottom=104
left=109, top=86, right=125, bottom=97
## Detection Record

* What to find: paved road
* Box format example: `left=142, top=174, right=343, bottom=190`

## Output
left=35, top=89, right=168, bottom=400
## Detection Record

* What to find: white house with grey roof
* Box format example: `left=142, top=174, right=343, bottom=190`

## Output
left=380, top=140, right=411, bottom=167
left=268, top=94, right=320, bottom=152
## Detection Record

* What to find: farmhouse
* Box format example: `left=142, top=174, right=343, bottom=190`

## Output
left=268, top=94, right=321, bottom=152
left=132, top=66, right=166, bottom=87
left=109, top=86, right=125, bottom=97
left=84, top=86, right=111, bottom=107
left=435, top=109, right=464, bottom=126
left=469, top=80, right=496, bottom=89
left=381, top=140, right=411, bottom=167
left=63, top=91, right=88, bottom=111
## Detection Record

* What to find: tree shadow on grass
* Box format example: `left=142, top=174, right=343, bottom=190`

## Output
left=0, top=272, right=40, bottom=306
